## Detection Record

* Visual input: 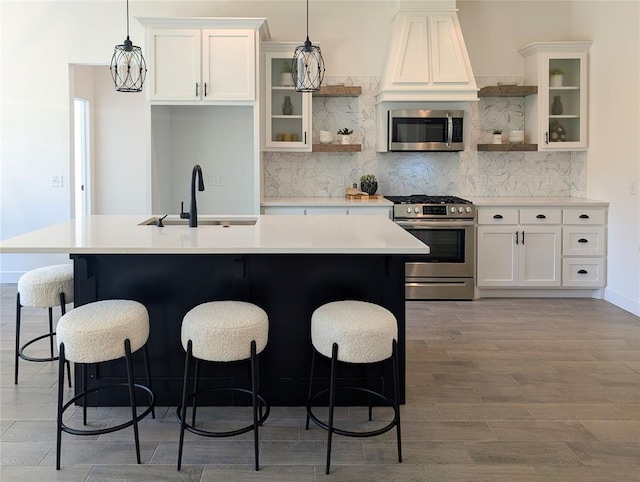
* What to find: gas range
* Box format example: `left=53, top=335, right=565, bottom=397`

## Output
left=384, top=195, right=475, bottom=220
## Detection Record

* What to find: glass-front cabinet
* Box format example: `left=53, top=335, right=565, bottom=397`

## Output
left=520, top=42, right=591, bottom=151
left=263, top=44, right=312, bottom=151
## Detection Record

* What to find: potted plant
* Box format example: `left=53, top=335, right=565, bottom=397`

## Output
left=492, top=128, right=503, bottom=144
left=280, top=61, right=294, bottom=87
left=337, top=127, right=353, bottom=144
left=360, top=174, right=378, bottom=195
left=549, top=68, right=564, bottom=87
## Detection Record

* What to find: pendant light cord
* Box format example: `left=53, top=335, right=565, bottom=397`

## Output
left=126, top=0, right=130, bottom=38
left=306, top=0, right=309, bottom=40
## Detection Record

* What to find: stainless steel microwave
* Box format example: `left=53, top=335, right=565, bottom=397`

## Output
left=388, top=109, right=464, bottom=152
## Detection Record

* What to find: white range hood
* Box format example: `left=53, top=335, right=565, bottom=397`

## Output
left=376, top=1, right=478, bottom=103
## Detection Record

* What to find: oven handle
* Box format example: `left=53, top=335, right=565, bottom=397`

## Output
left=396, top=220, right=475, bottom=229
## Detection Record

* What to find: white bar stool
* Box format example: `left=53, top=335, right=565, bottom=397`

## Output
left=177, top=300, right=270, bottom=471
left=306, top=300, right=402, bottom=474
left=55, top=299, right=156, bottom=470
left=15, top=264, right=73, bottom=385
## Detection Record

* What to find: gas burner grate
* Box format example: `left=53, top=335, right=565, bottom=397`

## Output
left=385, top=195, right=472, bottom=205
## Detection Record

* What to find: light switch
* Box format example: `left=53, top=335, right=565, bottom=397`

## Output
left=51, top=175, right=63, bottom=187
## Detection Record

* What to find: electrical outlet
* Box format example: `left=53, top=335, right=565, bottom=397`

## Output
left=218, top=176, right=225, bottom=186
left=630, top=182, right=637, bottom=195
left=206, top=175, right=216, bottom=186
left=51, top=175, right=63, bottom=187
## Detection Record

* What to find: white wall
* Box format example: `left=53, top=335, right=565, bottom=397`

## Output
left=571, top=1, right=640, bottom=315
left=1, top=0, right=639, bottom=315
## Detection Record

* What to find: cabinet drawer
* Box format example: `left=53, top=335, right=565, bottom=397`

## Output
left=347, top=207, right=392, bottom=218
left=562, top=258, right=605, bottom=287
left=520, top=208, right=562, bottom=224
left=562, top=227, right=605, bottom=256
left=477, top=208, right=518, bottom=225
left=261, top=206, right=305, bottom=215
left=563, top=208, right=605, bottom=225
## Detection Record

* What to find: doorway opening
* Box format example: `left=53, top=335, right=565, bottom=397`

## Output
left=73, top=97, right=90, bottom=217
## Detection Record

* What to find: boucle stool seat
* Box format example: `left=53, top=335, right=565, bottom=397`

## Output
left=55, top=299, right=155, bottom=470
left=306, top=300, right=402, bottom=475
left=15, top=264, right=74, bottom=385
left=177, top=301, right=270, bottom=472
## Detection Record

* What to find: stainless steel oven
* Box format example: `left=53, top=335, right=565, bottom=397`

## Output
left=386, top=195, right=475, bottom=300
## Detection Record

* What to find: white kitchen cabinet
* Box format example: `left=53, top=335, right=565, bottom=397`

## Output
left=262, top=43, right=312, bottom=151
left=520, top=42, right=592, bottom=151
left=477, top=207, right=561, bottom=287
left=562, top=207, right=607, bottom=287
left=142, top=18, right=268, bottom=103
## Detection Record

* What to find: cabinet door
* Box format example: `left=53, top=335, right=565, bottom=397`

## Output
left=202, top=29, right=255, bottom=101
left=347, top=207, right=393, bottom=219
left=305, top=207, right=349, bottom=215
left=519, top=226, right=561, bottom=286
left=477, top=226, right=519, bottom=287
left=264, top=52, right=311, bottom=151
left=147, top=29, right=201, bottom=101
left=540, top=51, right=588, bottom=151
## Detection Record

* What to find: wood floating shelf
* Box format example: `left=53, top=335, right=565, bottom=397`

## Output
left=313, top=85, right=362, bottom=97
left=313, top=143, right=362, bottom=152
left=478, top=85, right=538, bottom=97
left=477, top=143, right=538, bottom=152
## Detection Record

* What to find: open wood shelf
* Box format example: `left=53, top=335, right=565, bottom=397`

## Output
left=478, top=85, right=538, bottom=97
left=313, top=85, right=362, bottom=97
left=313, top=143, right=362, bottom=152
left=478, top=143, right=538, bottom=152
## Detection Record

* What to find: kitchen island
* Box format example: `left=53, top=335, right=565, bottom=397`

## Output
left=1, top=214, right=428, bottom=406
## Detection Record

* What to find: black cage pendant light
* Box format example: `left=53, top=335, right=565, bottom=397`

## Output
left=110, top=0, right=146, bottom=92
left=292, top=0, right=325, bottom=92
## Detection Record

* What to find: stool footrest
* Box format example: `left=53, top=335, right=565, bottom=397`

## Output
left=307, top=386, right=399, bottom=438
left=60, top=382, right=155, bottom=437
left=176, top=387, right=270, bottom=438
left=18, top=332, right=59, bottom=363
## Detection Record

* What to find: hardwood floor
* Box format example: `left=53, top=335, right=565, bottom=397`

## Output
left=1, top=283, right=638, bottom=481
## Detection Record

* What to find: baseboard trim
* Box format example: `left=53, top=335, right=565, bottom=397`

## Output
left=0, top=271, right=24, bottom=284
left=604, top=287, right=640, bottom=317
left=476, top=288, right=604, bottom=299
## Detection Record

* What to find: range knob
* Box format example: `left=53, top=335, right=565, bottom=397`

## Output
left=458, top=207, right=464, bottom=213
left=450, top=206, right=456, bottom=213
left=406, top=207, right=412, bottom=214
left=414, top=207, right=420, bottom=213
left=465, top=206, right=471, bottom=213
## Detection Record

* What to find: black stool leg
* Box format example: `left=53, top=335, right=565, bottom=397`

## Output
left=305, top=349, right=317, bottom=430
left=124, top=339, right=142, bottom=464
left=191, top=358, right=200, bottom=427
left=14, top=293, right=21, bottom=385
left=56, top=343, right=66, bottom=470
left=326, top=342, right=339, bottom=475
left=82, top=364, right=88, bottom=425
left=368, top=364, right=373, bottom=421
left=250, top=340, right=260, bottom=471
left=177, top=340, right=193, bottom=471
left=142, top=344, right=155, bottom=419
left=48, top=307, right=55, bottom=359
left=392, top=339, right=402, bottom=463
left=59, top=293, right=72, bottom=388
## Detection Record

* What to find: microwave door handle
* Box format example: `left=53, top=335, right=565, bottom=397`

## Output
left=447, top=113, right=453, bottom=148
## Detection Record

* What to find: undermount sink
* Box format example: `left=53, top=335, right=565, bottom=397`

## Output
left=138, top=217, right=257, bottom=227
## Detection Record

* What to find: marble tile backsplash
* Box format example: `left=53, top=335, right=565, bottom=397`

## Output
left=262, top=76, right=587, bottom=198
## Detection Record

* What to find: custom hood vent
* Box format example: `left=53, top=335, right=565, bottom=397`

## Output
left=376, top=1, right=478, bottom=103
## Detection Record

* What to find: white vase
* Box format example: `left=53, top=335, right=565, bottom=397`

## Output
left=340, top=134, right=351, bottom=144
left=492, top=134, right=502, bottom=144
left=281, top=72, right=294, bottom=87
left=550, top=74, right=563, bottom=87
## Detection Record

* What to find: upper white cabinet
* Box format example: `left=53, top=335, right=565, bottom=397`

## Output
left=140, top=18, right=269, bottom=104
left=262, top=43, right=312, bottom=151
left=520, top=41, right=592, bottom=151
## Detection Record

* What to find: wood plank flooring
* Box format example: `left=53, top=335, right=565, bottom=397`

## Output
left=1, top=283, right=638, bottom=481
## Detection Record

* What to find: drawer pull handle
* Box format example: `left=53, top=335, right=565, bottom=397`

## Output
left=578, top=238, right=588, bottom=243
left=579, top=214, right=590, bottom=219
left=578, top=269, right=588, bottom=274
left=493, top=214, right=503, bottom=219
left=536, top=214, right=546, bottom=219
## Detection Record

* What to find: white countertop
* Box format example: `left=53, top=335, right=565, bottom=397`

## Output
left=261, top=197, right=393, bottom=207
left=0, top=215, right=429, bottom=255
left=467, top=196, right=609, bottom=207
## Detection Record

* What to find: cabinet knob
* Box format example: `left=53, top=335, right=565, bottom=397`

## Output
left=493, top=214, right=503, bottom=219
left=536, top=214, right=546, bottom=219
left=579, top=214, right=590, bottom=219
left=578, top=238, right=588, bottom=243
left=577, top=269, right=588, bottom=274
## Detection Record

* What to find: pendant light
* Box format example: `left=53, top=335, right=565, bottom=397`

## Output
left=110, top=0, right=146, bottom=92
left=292, top=0, right=325, bottom=92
